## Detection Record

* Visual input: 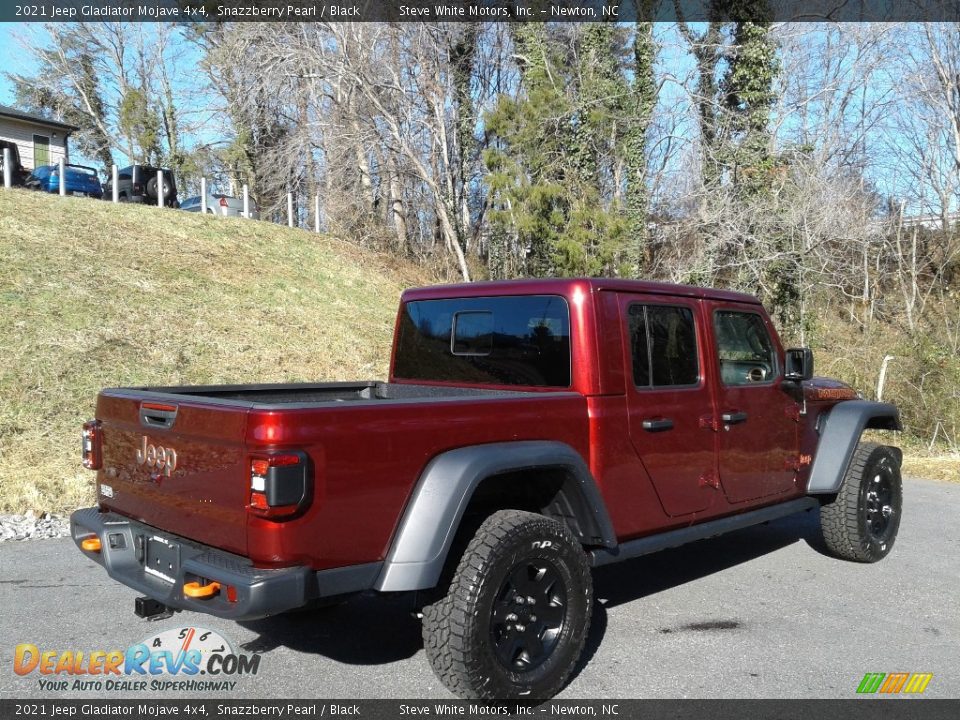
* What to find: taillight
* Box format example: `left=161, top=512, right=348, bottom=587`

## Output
left=82, top=420, right=102, bottom=470
left=248, top=452, right=310, bottom=520
left=219, top=197, right=228, bottom=207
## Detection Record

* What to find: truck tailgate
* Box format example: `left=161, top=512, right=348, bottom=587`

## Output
left=94, top=391, right=250, bottom=555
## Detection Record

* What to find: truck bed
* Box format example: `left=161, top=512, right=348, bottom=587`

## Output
left=122, top=380, right=538, bottom=407
left=93, top=380, right=588, bottom=567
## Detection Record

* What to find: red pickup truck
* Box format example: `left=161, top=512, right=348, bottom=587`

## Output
left=71, top=278, right=903, bottom=699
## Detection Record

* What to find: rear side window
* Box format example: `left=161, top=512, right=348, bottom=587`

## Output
left=394, top=295, right=571, bottom=387
left=628, top=304, right=699, bottom=388
left=714, top=311, right=777, bottom=385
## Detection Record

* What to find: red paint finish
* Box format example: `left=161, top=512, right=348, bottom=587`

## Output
left=243, top=395, right=589, bottom=567
left=705, top=299, right=801, bottom=503
left=89, top=278, right=846, bottom=572
left=617, top=292, right=719, bottom=517
left=94, top=394, right=251, bottom=555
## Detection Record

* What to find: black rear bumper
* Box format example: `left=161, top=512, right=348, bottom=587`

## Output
left=70, top=507, right=380, bottom=621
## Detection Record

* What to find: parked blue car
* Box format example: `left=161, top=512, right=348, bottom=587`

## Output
left=25, top=164, right=103, bottom=199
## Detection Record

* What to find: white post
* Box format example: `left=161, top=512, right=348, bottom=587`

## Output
left=59, top=158, right=66, bottom=196
left=157, top=169, right=163, bottom=208
left=111, top=164, right=118, bottom=202
left=876, top=355, right=895, bottom=402
left=287, top=192, right=294, bottom=228
left=243, top=184, right=249, bottom=219
left=2, top=148, right=11, bottom=188
left=200, top=177, right=207, bottom=214
left=314, top=194, right=320, bottom=233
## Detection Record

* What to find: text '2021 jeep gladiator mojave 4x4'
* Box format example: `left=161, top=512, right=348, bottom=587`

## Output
left=71, top=279, right=903, bottom=699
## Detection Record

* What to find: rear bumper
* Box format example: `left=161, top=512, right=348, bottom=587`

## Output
left=70, top=507, right=380, bottom=621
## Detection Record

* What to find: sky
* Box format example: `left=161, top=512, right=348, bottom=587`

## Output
left=0, top=23, right=33, bottom=103
left=0, top=21, right=948, bottom=217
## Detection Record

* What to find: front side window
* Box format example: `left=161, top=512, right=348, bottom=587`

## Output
left=394, top=295, right=571, bottom=387
left=714, top=311, right=777, bottom=385
left=628, top=304, right=699, bottom=388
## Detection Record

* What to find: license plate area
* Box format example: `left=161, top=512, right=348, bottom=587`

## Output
left=143, top=535, right=180, bottom=584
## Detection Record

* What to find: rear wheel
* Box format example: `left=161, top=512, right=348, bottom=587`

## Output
left=422, top=510, right=592, bottom=700
left=819, top=442, right=902, bottom=562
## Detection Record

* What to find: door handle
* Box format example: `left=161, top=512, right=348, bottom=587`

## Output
left=642, top=417, right=674, bottom=432
left=721, top=411, right=748, bottom=425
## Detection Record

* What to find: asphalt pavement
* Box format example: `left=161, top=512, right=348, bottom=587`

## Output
left=1, top=477, right=957, bottom=700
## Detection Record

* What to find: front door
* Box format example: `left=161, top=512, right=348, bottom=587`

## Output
left=709, top=303, right=799, bottom=502
left=621, top=295, right=718, bottom=517
left=33, top=135, right=49, bottom=167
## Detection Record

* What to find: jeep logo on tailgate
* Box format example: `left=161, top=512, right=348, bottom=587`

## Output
left=136, top=435, right=177, bottom=477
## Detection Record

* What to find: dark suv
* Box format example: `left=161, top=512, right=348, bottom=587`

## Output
left=102, top=164, right=178, bottom=207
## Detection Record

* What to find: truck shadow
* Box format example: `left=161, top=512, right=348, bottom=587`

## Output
left=237, top=508, right=826, bottom=671
left=570, top=507, right=825, bottom=682
left=237, top=592, right=423, bottom=664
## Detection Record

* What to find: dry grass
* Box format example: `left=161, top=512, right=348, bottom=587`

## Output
left=2, top=189, right=956, bottom=513
left=0, top=189, right=426, bottom=514
left=901, top=447, right=960, bottom=483
left=809, top=310, right=959, bottom=484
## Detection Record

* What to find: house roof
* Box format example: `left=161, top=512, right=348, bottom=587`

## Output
left=0, top=104, right=78, bottom=132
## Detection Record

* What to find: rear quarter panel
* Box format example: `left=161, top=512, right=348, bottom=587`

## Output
left=244, top=393, right=590, bottom=569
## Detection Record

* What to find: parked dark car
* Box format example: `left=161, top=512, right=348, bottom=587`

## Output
left=0, top=140, right=29, bottom=186
left=25, top=164, right=103, bottom=199
left=102, top=164, right=178, bottom=207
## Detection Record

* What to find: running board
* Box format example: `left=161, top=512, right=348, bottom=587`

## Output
left=590, top=497, right=819, bottom=568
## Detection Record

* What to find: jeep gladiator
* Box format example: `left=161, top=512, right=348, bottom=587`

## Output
left=71, top=278, right=903, bottom=699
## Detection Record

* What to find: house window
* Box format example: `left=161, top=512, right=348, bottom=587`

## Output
left=33, top=135, right=50, bottom=167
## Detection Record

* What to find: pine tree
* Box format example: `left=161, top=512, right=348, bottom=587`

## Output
left=624, top=11, right=658, bottom=273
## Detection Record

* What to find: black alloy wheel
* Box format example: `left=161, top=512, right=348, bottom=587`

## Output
left=862, top=463, right=897, bottom=544
left=490, top=559, right=567, bottom=672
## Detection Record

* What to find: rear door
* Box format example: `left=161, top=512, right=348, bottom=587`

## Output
left=94, top=392, right=252, bottom=555
left=708, top=302, right=799, bottom=502
left=620, top=294, right=718, bottom=517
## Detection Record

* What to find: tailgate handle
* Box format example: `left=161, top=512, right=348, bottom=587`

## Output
left=140, top=402, right=177, bottom=429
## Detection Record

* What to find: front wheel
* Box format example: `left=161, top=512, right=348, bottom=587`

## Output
left=422, top=510, right=592, bottom=700
left=819, top=442, right=902, bottom=562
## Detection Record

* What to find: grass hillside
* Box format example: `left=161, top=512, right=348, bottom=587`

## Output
left=0, top=189, right=425, bottom=514
left=0, top=189, right=955, bottom=515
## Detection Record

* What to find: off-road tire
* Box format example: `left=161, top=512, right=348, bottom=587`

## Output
left=146, top=176, right=171, bottom=203
left=422, top=510, right=592, bottom=700
left=819, top=442, right=902, bottom=562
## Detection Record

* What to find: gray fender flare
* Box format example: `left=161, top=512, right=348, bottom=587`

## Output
left=807, top=400, right=903, bottom=494
left=374, top=441, right=616, bottom=592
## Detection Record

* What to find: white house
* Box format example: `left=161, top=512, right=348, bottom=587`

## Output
left=0, top=104, right=77, bottom=171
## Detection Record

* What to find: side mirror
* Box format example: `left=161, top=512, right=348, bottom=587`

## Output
left=784, top=347, right=814, bottom=382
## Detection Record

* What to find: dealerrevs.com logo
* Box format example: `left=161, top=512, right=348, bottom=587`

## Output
left=13, top=627, right=261, bottom=693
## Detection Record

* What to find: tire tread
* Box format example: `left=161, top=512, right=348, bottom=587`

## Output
left=819, top=442, right=900, bottom=563
left=422, top=510, right=592, bottom=699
